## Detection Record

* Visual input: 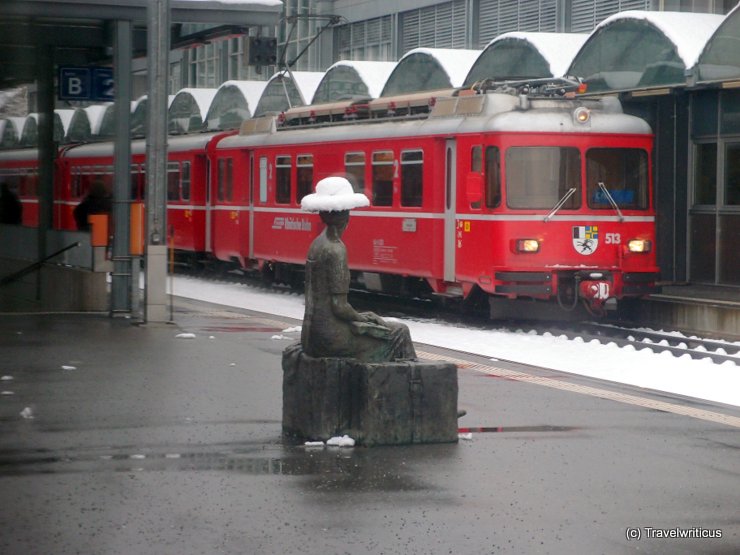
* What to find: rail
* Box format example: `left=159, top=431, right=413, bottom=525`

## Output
left=0, top=241, right=81, bottom=287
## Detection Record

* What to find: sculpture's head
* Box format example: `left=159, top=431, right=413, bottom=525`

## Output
left=301, top=176, right=369, bottom=214
left=319, top=209, right=350, bottom=233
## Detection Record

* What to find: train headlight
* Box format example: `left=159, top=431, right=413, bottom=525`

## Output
left=627, top=239, right=651, bottom=253
left=573, top=107, right=590, bottom=124
left=516, top=239, right=540, bottom=253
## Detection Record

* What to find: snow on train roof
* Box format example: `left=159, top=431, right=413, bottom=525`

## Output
left=592, top=10, right=724, bottom=69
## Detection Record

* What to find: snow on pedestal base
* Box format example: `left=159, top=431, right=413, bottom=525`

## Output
left=282, top=346, right=458, bottom=446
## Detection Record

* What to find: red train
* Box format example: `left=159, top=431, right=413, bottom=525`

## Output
left=0, top=80, right=660, bottom=317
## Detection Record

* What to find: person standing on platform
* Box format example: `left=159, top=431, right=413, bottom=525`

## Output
left=0, top=182, right=22, bottom=225
left=74, top=179, right=111, bottom=231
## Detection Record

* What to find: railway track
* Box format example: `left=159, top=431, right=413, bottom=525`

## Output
left=181, top=269, right=739, bottom=366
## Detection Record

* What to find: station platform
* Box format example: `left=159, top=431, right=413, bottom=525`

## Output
left=1, top=297, right=739, bottom=554
left=635, top=283, right=740, bottom=340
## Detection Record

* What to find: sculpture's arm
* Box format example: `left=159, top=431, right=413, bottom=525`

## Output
left=330, top=294, right=368, bottom=323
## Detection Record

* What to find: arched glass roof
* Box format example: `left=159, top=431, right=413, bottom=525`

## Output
left=0, top=118, right=20, bottom=148
left=19, top=114, right=37, bottom=147
left=168, top=88, right=218, bottom=134
left=205, top=80, right=268, bottom=131
left=381, top=48, right=481, bottom=97
left=463, top=32, right=588, bottom=87
left=253, top=71, right=324, bottom=117
left=568, top=11, right=723, bottom=93
left=311, top=61, right=396, bottom=104
left=66, top=108, right=92, bottom=142
left=55, top=109, right=74, bottom=143
left=98, top=101, right=137, bottom=138
left=695, top=3, right=740, bottom=83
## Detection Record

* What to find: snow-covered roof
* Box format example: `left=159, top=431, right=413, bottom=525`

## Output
left=568, top=10, right=725, bottom=92
left=169, top=88, right=218, bottom=133
left=694, top=3, right=740, bottom=82
left=55, top=109, right=75, bottom=134
left=66, top=109, right=92, bottom=142
left=171, top=88, right=218, bottom=119
left=293, top=72, right=324, bottom=104
left=19, top=114, right=38, bottom=146
left=205, top=80, right=269, bottom=130
left=381, top=48, right=481, bottom=97
left=253, top=71, right=324, bottom=116
left=84, top=104, right=111, bottom=135
left=466, top=32, right=588, bottom=85
left=311, top=61, right=396, bottom=104
left=591, top=10, right=724, bottom=69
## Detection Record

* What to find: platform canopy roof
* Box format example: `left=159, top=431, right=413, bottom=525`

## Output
left=694, top=3, right=740, bottom=83
left=0, top=120, right=18, bottom=148
left=311, top=61, right=397, bottom=104
left=204, top=80, right=268, bottom=131
left=169, top=88, right=218, bottom=134
left=98, top=102, right=137, bottom=138
left=380, top=48, right=481, bottom=97
left=463, top=32, right=588, bottom=87
left=568, top=10, right=724, bottom=94
left=0, top=0, right=283, bottom=88
left=253, top=71, right=324, bottom=117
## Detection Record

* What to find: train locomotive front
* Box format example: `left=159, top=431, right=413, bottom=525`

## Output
left=452, top=92, right=659, bottom=317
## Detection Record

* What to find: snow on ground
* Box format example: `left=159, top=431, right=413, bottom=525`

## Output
left=172, top=275, right=740, bottom=407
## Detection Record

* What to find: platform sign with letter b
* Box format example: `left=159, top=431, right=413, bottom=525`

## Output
left=59, top=66, right=114, bottom=101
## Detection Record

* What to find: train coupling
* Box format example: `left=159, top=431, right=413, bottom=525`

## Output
left=577, top=272, right=614, bottom=313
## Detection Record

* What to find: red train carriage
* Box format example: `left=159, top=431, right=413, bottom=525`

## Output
left=57, top=133, right=218, bottom=255
left=0, top=147, right=41, bottom=226
left=212, top=84, right=659, bottom=315
left=0, top=79, right=659, bottom=317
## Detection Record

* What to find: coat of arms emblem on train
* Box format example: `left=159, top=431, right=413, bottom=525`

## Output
left=572, top=225, right=599, bottom=255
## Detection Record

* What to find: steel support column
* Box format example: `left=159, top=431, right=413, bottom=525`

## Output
left=112, top=19, right=133, bottom=315
left=145, top=0, right=171, bottom=323
left=35, top=45, right=54, bottom=301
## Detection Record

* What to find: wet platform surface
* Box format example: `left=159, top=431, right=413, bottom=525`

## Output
left=1, top=298, right=739, bottom=554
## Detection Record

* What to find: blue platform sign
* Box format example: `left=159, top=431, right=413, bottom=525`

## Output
left=58, top=66, right=114, bottom=101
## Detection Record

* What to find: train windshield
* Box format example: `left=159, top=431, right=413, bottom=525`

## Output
left=586, top=148, right=649, bottom=210
left=505, top=147, right=581, bottom=209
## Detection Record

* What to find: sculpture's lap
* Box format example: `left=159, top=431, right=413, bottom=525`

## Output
left=282, top=346, right=458, bottom=446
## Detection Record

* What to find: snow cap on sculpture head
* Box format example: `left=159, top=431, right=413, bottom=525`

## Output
left=300, top=176, right=370, bottom=212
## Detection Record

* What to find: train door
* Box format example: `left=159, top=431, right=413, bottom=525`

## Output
left=248, top=151, right=255, bottom=259
left=444, top=139, right=457, bottom=282
left=205, top=157, right=215, bottom=254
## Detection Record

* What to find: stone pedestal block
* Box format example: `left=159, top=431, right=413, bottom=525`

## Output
left=282, top=346, right=458, bottom=446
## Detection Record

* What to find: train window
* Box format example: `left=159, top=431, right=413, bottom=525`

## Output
left=181, top=162, right=191, bottom=201
left=345, top=152, right=366, bottom=193
left=296, top=154, right=313, bottom=203
left=506, top=147, right=581, bottom=210
left=372, top=151, right=394, bottom=206
left=71, top=169, right=82, bottom=198
left=694, top=143, right=717, bottom=205
left=470, top=146, right=483, bottom=209
left=217, top=158, right=234, bottom=202
left=401, top=150, right=423, bottom=207
left=485, top=146, right=501, bottom=209
left=259, top=157, right=268, bottom=203
left=276, top=155, right=291, bottom=204
left=167, top=162, right=180, bottom=201
left=586, top=148, right=648, bottom=210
